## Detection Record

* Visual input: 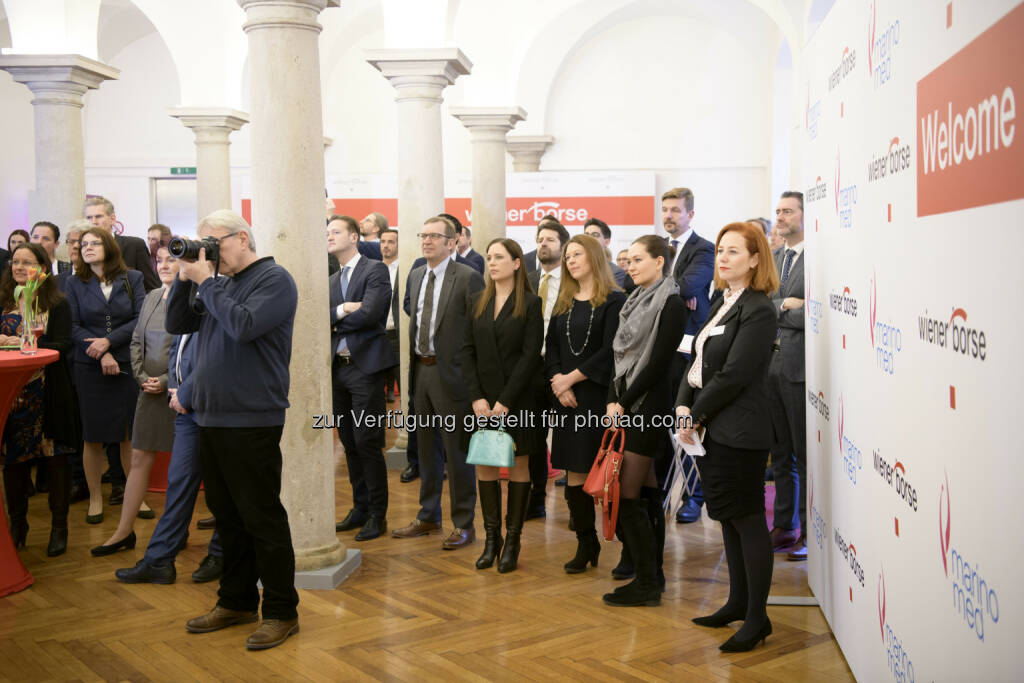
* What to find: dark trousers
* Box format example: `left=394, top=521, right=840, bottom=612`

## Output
left=413, top=362, right=476, bottom=529
left=665, top=351, right=704, bottom=502
left=405, top=391, right=445, bottom=472
left=333, top=358, right=388, bottom=519
left=198, top=425, right=298, bottom=620
left=144, top=413, right=222, bottom=565
left=767, top=354, right=806, bottom=533
left=384, top=329, right=400, bottom=394
left=529, top=378, right=552, bottom=498
left=105, top=442, right=126, bottom=486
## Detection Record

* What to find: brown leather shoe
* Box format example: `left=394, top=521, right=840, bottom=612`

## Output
left=770, top=527, right=800, bottom=552
left=196, top=516, right=216, bottom=530
left=246, top=618, right=299, bottom=650
left=391, top=519, right=441, bottom=538
left=441, top=527, right=475, bottom=550
left=185, top=605, right=258, bottom=633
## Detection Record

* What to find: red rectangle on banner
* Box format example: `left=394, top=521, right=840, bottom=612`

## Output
left=917, top=3, right=1024, bottom=217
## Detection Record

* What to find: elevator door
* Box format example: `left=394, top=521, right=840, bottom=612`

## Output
left=154, top=178, right=198, bottom=236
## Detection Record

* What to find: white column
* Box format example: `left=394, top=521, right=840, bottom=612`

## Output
left=238, top=0, right=350, bottom=584
left=0, top=54, right=118, bottom=229
left=365, top=48, right=471, bottom=439
left=168, top=108, right=249, bottom=221
left=450, top=107, right=525, bottom=247
left=506, top=134, right=555, bottom=172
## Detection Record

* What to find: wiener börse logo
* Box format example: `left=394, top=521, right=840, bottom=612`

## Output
left=829, top=285, right=858, bottom=318
left=806, top=175, right=828, bottom=205
left=828, top=46, right=857, bottom=91
left=807, top=388, right=830, bottom=421
left=833, top=527, right=866, bottom=589
left=836, top=149, right=857, bottom=228
left=917, top=306, right=988, bottom=361
left=939, top=473, right=1001, bottom=641
left=807, top=83, right=822, bottom=140
left=872, top=449, right=918, bottom=512
left=869, top=268, right=903, bottom=375
left=868, top=136, right=913, bottom=183
left=917, top=3, right=1024, bottom=217
left=868, top=0, right=901, bottom=90
left=878, top=567, right=916, bottom=682
left=837, top=394, right=862, bottom=485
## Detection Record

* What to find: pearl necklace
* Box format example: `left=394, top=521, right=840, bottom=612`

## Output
left=566, top=299, right=596, bottom=356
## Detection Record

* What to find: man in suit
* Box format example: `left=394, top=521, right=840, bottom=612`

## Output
left=662, top=187, right=715, bottom=523
left=520, top=213, right=562, bottom=273
left=455, top=226, right=486, bottom=274
left=583, top=217, right=634, bottom=292
left=147, top=223, right=171, bottom=274
left=380, top=228, right=401, bottom=404
left=84, top=196, right=160, bottom=291
left=767, top=191, right=807, bottom=560
left=526, top=218, right=571, bottom=518
left=30, top=221, right=62, bottom=274
left=328, top=215, right=396, bottom=542
left=392, top=216, right=484, bottom=550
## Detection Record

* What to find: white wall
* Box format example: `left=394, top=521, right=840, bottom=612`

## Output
left=0, top=70, right=35, bottom=240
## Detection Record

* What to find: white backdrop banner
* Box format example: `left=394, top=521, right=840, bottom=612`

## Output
left=803, top=1, right=1022, bottom=680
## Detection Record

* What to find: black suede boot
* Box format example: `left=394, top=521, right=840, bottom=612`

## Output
left=643, top=486, right=667, bottom=592
left=498, top=481, right=530, bottom=573
left=602, top=498, right=661, bottom=607
left=46, top=454, right=71, bottom=557
left=475, top=480, right=503, bottom=569
left=564, top=485, right=600, bottom=573
left=3, top=462, right=31, bottom=549
left=611, top=524, right=635, bottom=579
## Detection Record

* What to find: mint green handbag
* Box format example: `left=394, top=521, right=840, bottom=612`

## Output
left=466, top=428, right=515, bottom=467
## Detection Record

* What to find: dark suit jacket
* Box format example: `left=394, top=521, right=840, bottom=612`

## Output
left=670, top=231, right=715, bottom=337
left=459, top=248, right=485, bottom=274
left=168, top=333, right=197, bottom=411
left=65, top=270, right=146, bottom=366
left=0, top=248, right=8, bottom=274
left=57, top=260, right=73, bottom=275
left=328, top=256, right=396, bottom=375
left=404, top=253, right=474, bottom=316
left=407, top=259, right=484, bottom=401
left=771, top=246, right=805, bottom=382
left=676, top=289, right=777, bottom=449
left=357, top=239, right=382, bottom=261
left=40, top=298, right=80, bottom=445
left=523, top=249, right=538, bottom=273
left=463, top=290, right=543, bottom=409
left=115, top=234, right=160, bottom=291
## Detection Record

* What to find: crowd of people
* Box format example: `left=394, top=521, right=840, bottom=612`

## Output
left=2, top=187, right=808, bottom=653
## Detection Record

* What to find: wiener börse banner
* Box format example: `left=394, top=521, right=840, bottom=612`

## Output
left=804, top=1, right=1022, bottom=680
left=241, top=171, right=655, bottom=258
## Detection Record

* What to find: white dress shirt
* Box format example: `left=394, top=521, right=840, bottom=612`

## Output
left=334, top=252, right=361, bottom=320
left=415, top=257, right=452, bottom=356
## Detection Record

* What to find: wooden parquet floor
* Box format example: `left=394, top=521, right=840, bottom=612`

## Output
left=1, top=426, right=853, bottom=682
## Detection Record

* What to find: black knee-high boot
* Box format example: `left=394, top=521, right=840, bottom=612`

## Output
left=642, top=486, right=666, bottom=591
left=564, top=485, right=599, bottom=573
left=3, top=462, right=31, bottom=548
left=46, top=454, right=71, bottom=556
left=693, top=519, right=748, bottom=626
left=611, top=524, right=635, bottom=579
left=602, top=498, right=661, bottom=607
left=475, top=480, right=503, bottom=570
left=498, top=481, right=530, bottom=573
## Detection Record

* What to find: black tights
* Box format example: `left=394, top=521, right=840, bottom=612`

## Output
left=619, top=450, right=657, bottom=499
left=714, top=511, right=774, bottom=638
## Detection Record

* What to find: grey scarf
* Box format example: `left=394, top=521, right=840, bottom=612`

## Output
left=612, top=275, right=679, bottom=411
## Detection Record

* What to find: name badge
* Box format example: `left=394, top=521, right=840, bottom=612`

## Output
left=677, top=334, right=694, bottom=353
left=708, top=325, right=727, bottom=337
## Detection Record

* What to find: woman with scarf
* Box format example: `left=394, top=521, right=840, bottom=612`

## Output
left=603, top=235, right=685, bottom=607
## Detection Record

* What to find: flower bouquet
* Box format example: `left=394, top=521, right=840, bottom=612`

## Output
left=14, top=267, right=47, bottom=355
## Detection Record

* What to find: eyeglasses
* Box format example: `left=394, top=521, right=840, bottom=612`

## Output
left=214, top=232, right=240, bottom=244
left=11, top=259, right=39, bottom=268
left=417, top=232, right=449, bottom=242
left=80, top=240, right=103, bottom=248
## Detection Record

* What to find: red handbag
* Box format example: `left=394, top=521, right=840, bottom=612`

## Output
left=584, top=428, right=625, bottom=541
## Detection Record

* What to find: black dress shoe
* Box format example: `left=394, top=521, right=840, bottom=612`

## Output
left=196, top=516, right=216, bottom=530
left=47, top=527, right=68, bottom=557
left=335, top=509, right=368, bottom=532
left=109, top=485, right=125, bottom=506
left=399, top=465, right=419, bottom=483
left=355, top=517, right=387, bottom=541
left=116, top=560, right=176, bottom=584
left=675, top=497, right=703, bottom=524
left=69, top=482, right=89, bottom=503
left=91, top=531, right=136, bottom=557
left=191, top=554, right=224, bottom=583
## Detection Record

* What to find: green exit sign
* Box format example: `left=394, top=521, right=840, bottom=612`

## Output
left=170, top=167, right=197, bottom=175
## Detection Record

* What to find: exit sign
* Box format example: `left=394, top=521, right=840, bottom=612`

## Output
left=170, top=167, right=196, bottom=175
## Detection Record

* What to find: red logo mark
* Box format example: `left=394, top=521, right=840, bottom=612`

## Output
left=869, top=2, right=877, bottom=74
left=949, top=307, right=967, bottom=326
left=888, top=136, right=901, bottom=154
left=939, top=471, right=952, bottom=576
left=869, top=269, right=878, bottom=346
left=878, top=567, right=887, bottom=641
left=894, top=461, right=906, bottom=475
left=837, top=395, right=845, bottom=454
left=809, top=474, right=814, bottom=515
left=849, top=543, right=857, bottom=557
left=842, top=286, right=851, bottom=296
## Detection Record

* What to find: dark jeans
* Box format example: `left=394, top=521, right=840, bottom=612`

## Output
left=333, top=359, right=388, bottom=519
left=199, top=425, right=298, bottom=620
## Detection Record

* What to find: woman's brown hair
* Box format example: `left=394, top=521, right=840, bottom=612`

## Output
left=552, top=234, right=619, bottom=316
left=74, top=227, right=127, bottom=283
left=473, top=238, right=534, bottom=320
left=0, top=243, right=65, bottom=313
left=712, top=221, right=780, bottom=293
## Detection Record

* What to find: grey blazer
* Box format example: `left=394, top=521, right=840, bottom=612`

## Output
left=771, top=247, right=805, bottom=382
left=130, top=287, right=172, bottom=389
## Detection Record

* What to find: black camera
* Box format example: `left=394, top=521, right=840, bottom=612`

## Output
left=168, top=236, right=219, bottom=262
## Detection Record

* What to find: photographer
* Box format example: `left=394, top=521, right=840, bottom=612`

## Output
left=165, top=210, right=300, bottom=651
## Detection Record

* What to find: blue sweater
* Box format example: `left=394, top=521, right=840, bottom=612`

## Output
left=165, top=257, right=297, bottom=428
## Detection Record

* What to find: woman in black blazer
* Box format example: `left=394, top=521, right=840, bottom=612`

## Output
left=0, top=244, right=78, bottom=556
left=675, top=222, right=780, bottom=652
left=604, top=235, right=685, bottom=607
left=545, top=234, right=625, bottom=573
left=65, top=228, right=145, bottom=532
left=464, top=238, right=543, bottom=573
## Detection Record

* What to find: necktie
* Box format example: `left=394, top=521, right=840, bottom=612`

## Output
left=417, top=270, right=436, bottom=355
left=539, top=273, right=551, bottom=316
left=671, top=239, right=679, bottom=253
left=336, top=266, right=351, bottom=354
left=780, top=249, right=796, bottom=285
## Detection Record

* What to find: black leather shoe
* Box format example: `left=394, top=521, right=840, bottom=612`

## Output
left=196, top=516, right=216, bottom=530
left=91, top=531, right=136, bottom=557
left=676, top=497, right=703, bottom=524
left=109, top=485, right=125, bottom=506
left=191, top=554, right=224, bottom=583
left=47, top=527, right=68, bottom=557
left=69, top=482, right=89, bottom=503
left=116, top=560, right=176, bottom=584
left=354, top=517, right=387, bottom=541
left=335, top=509, right=368, bottom=532
left=400, top=465, right=419, bottom=483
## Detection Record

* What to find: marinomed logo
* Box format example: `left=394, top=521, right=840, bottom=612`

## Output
left=878, top=567, right=916, bottom=682
left=868, top=0, right=900, bottom=90
left=829, top=286, right=858, bottom=317
left=807, top=84, right=822, bottom=140
left=868, top=136, right=912, bottom=182
left=836, top=150, right=857, bottom=228
left=809, top=475, right=826, bottom=552
left=837, top=395, right=862, bottom=485
left=829, top=46, right=857, bottom=91
left=806, top=278, right=823, bottom=334
left=870, top=269, right=902, bottom=375
left=917, top=2, right=1024, bottom=216
left=917, top=306, right=988, bottom=361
